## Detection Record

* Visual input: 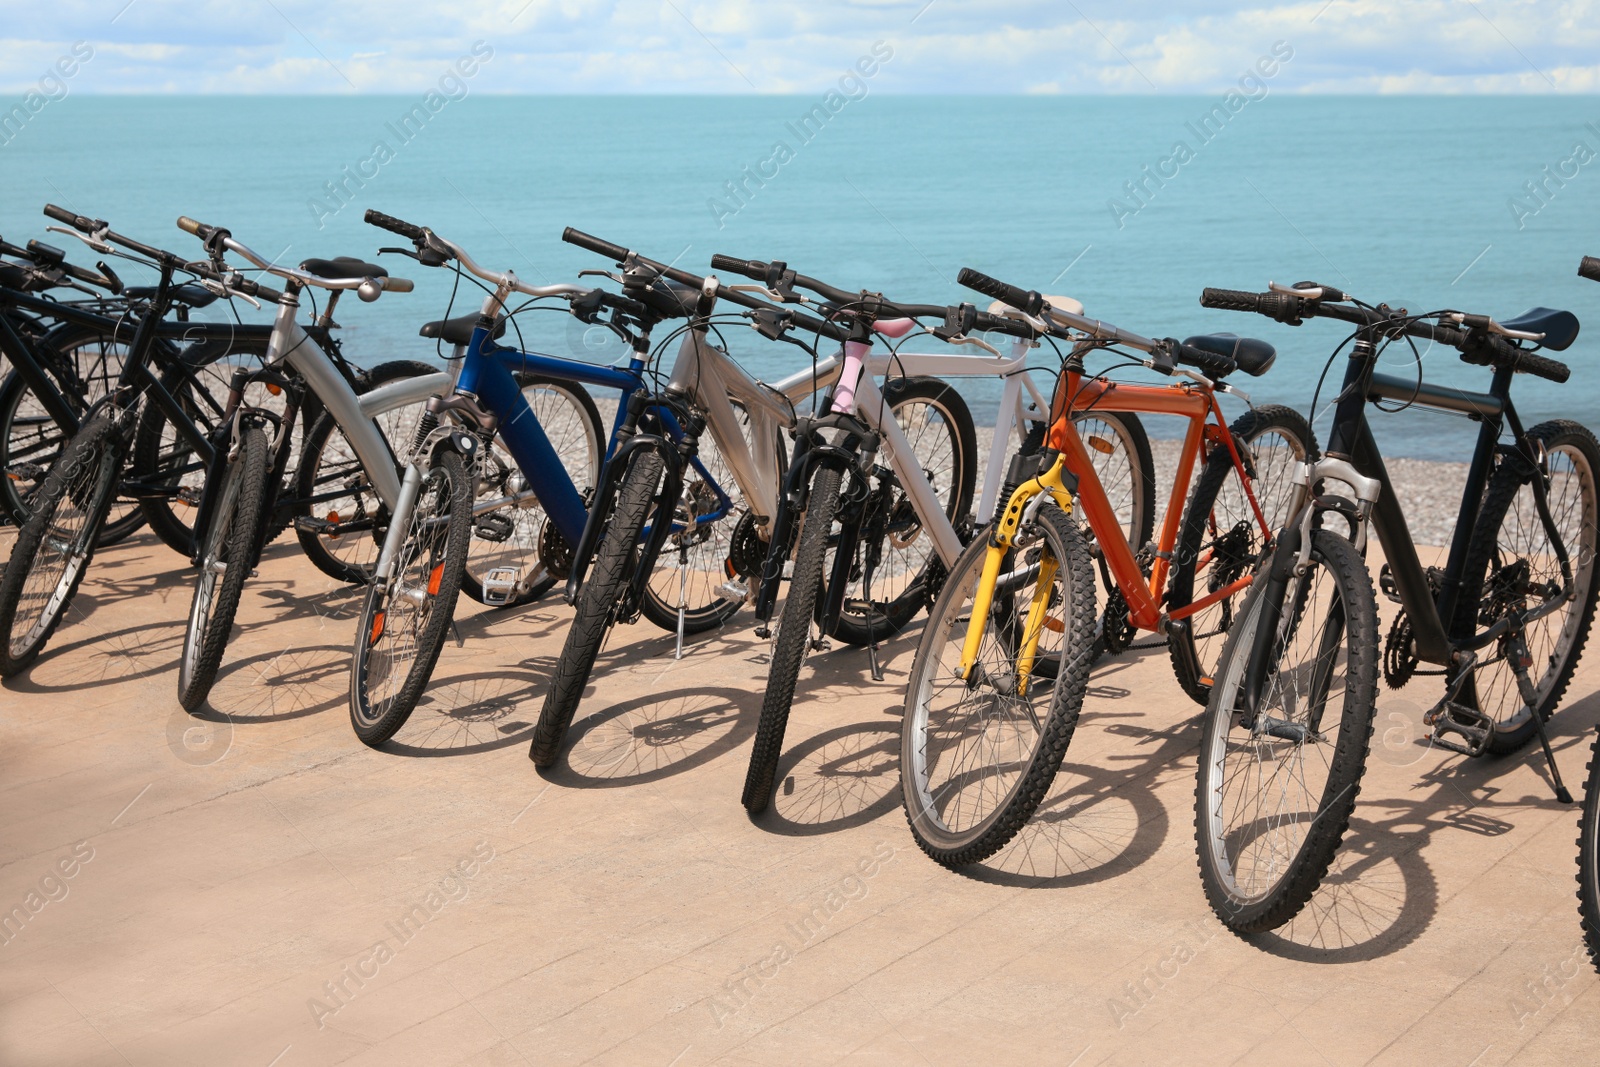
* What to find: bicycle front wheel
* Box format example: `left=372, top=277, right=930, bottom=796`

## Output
left=531, top=448, right=665, bottom=768
left=900, top=502, right=1097, bottom=866
left=1195, top=529, right=1378, bottom=933
left=178, top=424, right=271, bottom=712
left=742, top=465, right=844, bottom=815
left=349, top=450, right=473, bottom=747
left=0, top=412, right=124, bottom=676
left=1455, top=420, right=1600, bottom=754
left=1577, top=728, right=1600, bottom=973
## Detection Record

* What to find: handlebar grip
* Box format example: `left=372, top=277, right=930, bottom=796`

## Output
left=1514, top=350, right=1571, bottom=384
left=1199, top=288, right=1260, bottom=313
left=561, top=227, right=629, bottom=262
left=364, top=209, right=426, bottom=242
left=957, top=267, right=1042, bottom=317
left=384, top=277, right=415, bottom=294
left=1174, top=341, right=1237, bottom=378
left=1580, top=256, right=1600, bottom=283
left=177, top=216, right=202, bottom=236
left=43, top=203, right=102, bottom=234
left=708, top=254, right=766, bottom=280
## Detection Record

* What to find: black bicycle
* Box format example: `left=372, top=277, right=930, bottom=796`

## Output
left=0, top=205, right=278, bottom=676
left=1193, top=277, right=1598, bottom=934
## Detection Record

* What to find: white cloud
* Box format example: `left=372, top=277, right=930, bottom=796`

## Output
left=0, top=0, right=1593, bottom=93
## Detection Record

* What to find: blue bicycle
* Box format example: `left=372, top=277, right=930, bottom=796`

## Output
left=347, top=210, right=750, bottom=745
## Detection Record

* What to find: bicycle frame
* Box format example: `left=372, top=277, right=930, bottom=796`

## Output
left=1044, top=364, right=1269, bottom=633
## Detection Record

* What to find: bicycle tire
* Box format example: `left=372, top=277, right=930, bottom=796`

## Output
left=178, top=424, right=270, bottom=711
left=829, top=377, right=979, bottom=647
left=742, top=464, right=844, bottom=815
left=1576, top=727, right=1600, bottom=973
left=0, top=324, right=146, bottom=544
left=1168, top=404, right=1316, bottom=704
left=900, top=502, right=1098, bottom=866
left=294, top=360, right=444, bottom=586
left=348, top=448, right=474, bottom=747
left=531, top=449, right=665, bottom=768
left=0, top=411, right=123, bottom=676
left=1194, top=528, right=1378, bottom=933
left=1454, top=420, right=1600, bottom=754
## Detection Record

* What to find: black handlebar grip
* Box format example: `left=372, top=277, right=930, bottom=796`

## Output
left=708, top=254, right=766, bottom=280
left=1174, top=341, right=1237, bottom=378
left=1579, top=256, right=1600, bottom=283
left=1515, top=350, right=1571, bottom=384
left=561, top=227, right=629, bottom=262
left=957, top=268, right=1042, bottom=317
left=1199, top=288, right=1261, bottom=313
left=43, top=203, right=100, bottom=234
left=363, top=209, right=426, bottom=242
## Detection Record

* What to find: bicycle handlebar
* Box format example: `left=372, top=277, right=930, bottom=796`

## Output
left=710, top=250, right=951, bottom=323
left=364, top=209, right=427, bottom=244
left=1200, top=285, right=1571, bottom=384
left=1580, top=256, right=1600, bottom=283
left=564, top=229, right=850, bottom=342
left=957, top=268, right=1044, bottom=318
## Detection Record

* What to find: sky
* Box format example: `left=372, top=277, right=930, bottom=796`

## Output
left=1, top=0, right=1597, bottom=95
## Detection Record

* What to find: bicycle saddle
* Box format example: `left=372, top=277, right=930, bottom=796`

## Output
left=299, top=256, right=388, bottom=281
left=1182, top=333, right=1276, bottom=376
left=420, top=314, right=507, bottom=347
left=124, top=283, right=219, bottom=308
left=1499, top=307, right=1579, bottom=351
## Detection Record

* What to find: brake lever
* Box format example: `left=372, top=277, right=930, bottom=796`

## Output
left=200, top=275, right=262, bottom=311
left=943, top=333, right=1002, bottom=357
left=45, top=225, right=114, bottom=256
left=378, top=246, right=423, bottom=261
left=728, top=282, right=807, bottom=305
left=578, top=268, right=623, bottom=283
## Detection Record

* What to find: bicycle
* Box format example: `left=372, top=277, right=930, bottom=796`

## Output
left=897, top=267, right=1311, bottom=866
left=1195, top=278, right=1597, bottom=934
left=0, top=227, right=259, bottom=548
left=167, top=215, right=460, bottom=710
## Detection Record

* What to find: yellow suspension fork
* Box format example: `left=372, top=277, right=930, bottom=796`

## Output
left=959, top=453, right=1077, bottom=691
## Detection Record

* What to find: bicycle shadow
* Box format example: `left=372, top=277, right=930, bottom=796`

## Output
left=548, top=686, right=760, bottom=787
left=382, top=658, right=562, bottom=756
left=203, top=642, right=350, bottom=722
left=1236, top=691, right=1600, bottom=963
left=760, top=721, right=904, bottom=836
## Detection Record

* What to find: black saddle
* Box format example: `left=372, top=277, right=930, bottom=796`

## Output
left=1499, top=307, right=1579, bottom=351
left=125, top=283, right=218, bottom=308
left=420, top=314, right=507, bottom=348
left=300, top=257, right=388, bottom=281
left=1182, top=332, right=1277, bottom=376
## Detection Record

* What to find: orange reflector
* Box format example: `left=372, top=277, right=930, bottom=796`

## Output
left=1088, top=435, right=1114, bottom=455
left=725, top=559, right=736, bottom=579
left=1200, top=675, right=1213, bottom=687
left=325, top=511, right=340, bottom=541
left=4, top=472, right=18, bottom=482
left=1044, top=616, right=1064, bottom=633
left=369, top=612, right=385, bottom=645
left=266, top=383, right=282, bottom=396
left=427, top=563, right=444, bottom=596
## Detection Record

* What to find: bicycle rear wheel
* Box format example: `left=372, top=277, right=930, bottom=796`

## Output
left=1194, top=529, right=1378, bottom=933
left=830, top=377, right=978, bottom=647
left=0, top=411, right=124, bottom=676
left=742, top=464, right=843, bottom=815
left=900, top=502, right=1097, bottom=866
left=349, top=450, right=473, bottom=746
left=531, top=449, right=665, bottom=767
left=178, top=424, right=271, bottom=711
left=1455, top=420, right=1600, bottom=754
left=1168, top=405, right=1315, bottom=704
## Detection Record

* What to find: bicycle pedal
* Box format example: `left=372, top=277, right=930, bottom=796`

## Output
left=1427, top=701, right=1493, bottom=757
left=474, top=513, right=514, bottom=543
left=479, top=566, right=519, bottom=606
left=717, top=579, right=749, bottom=604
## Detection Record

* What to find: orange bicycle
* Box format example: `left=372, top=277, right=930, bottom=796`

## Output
left=898, top=268, right=1313, bottom=867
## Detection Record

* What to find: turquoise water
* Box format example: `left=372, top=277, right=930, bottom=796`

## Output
left=3, top=95, right=1599, bottom=460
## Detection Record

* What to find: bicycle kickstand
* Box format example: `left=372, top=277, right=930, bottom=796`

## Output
left=1511, top=630, right=1573, bottom=803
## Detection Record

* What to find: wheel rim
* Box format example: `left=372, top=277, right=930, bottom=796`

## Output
left=906, top=519, right=1076, bottom=845
left=1472, top=441, right=1598, bottom=731
left=356, top=465, right=454, bottom=727
left=1202, top=553, right=1351, bottom=907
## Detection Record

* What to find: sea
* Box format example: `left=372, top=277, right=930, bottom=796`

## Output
left=3, top=94, right=1599, bottom=461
